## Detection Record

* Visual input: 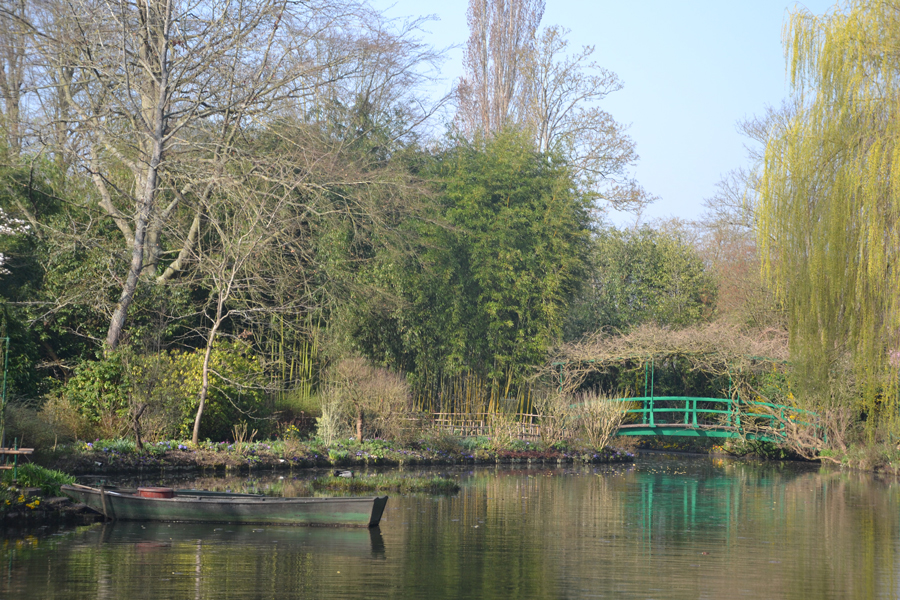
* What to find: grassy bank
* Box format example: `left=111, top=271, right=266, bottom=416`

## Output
left=32, top=434, right=633, bottom=476
left=22, top=432, right=900, bottom=477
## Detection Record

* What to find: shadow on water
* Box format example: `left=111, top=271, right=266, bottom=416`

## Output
left=94, top=520, right=386, bottom=559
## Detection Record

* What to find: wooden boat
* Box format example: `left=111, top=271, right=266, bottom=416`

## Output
left=62, top=483, right=387, bottom=528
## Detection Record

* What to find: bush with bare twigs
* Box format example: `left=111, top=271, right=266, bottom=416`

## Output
left=532, top=391, right=574, bottom=447
left=757, top=377, right=860, bottom=462
left=530, top=388, right=630, bottom=449
left=570, top=389, right=630, bottom=449
left=541, top=321, right=789, bottom=395
left=487, top=410, right=520, bottom=452
left=319, top=358, right=412, bottom=443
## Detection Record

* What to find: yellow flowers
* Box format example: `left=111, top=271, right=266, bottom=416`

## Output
left=4, top=494, right=40, bottom=509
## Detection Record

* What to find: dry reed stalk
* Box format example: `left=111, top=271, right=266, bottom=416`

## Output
left=232, top=421, right=257, bottom=454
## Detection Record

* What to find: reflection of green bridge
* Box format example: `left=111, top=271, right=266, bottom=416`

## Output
left=612, top=396, right=815, bottom=443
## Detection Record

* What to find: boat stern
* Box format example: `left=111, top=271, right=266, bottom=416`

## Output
left=369, top=496, right=388, bottom=527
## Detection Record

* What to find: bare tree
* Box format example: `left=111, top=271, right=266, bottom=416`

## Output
left=457, top=3, right=651, bottom=212
left=12, top=0, right=439, bottom=351
left=456, top=0, right=544, bottom=137
left=692, top=104, right=803, bottom=328
left=523, top=25, right=649, bottom=210
left=0, top=0, right=28, bottom=156
left=693, top=170, right=783, bottom=328
left=184, top=170, right=294, bottom=444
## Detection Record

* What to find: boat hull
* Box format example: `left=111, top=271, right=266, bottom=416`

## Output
left=63, top=484, right=387, bottom=528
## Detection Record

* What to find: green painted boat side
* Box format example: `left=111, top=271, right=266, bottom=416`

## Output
left=62, top=484, right=388, bottom=528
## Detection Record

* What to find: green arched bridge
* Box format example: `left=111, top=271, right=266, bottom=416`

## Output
left=609, top=395, right=819, bottom=443
left=557, top=356, right=821, bottom=444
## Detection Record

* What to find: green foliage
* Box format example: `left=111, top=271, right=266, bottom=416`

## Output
left=63, top=353, right=130, bottom=424
left=759, top=0, right=900, bottom=433
left=2, top=464, right=74, bottom=496
left=0, top=158, right=101, bottom=400
left=328, top=448, right=350, bottom=462
left=59, top=340, right=267, bottom=442
left=129, top=340, right=268, bottom=442
left=417, top=429, right=464, bottom=454
left=565, top=226, right=717, bottom=339
left=460, top=436, right=490, bottom=452
left=0, top=155, right=195, bottom=401
left=349, top=128, right=590, bottom=384
left=93, top=438, right=137, bottom=454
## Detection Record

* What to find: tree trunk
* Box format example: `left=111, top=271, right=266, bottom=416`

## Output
left=192, top=331, right=218, bottom=445
left=104, top=1, right=171, bottom=350
left=133, top=403, right=148, bottom=451
left=193, top=293, right=224, bottom=445
left=105, top=187, right=154, bottom=350
left=356, top=407, right=363, bottom=443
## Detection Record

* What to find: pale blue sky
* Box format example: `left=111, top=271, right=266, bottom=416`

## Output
left=372, top=0, right=837, bottom=225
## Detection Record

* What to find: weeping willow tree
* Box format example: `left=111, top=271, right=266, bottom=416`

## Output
left=759, top=0, right=900, bottom=434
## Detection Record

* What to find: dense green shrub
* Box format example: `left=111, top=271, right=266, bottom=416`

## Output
left=128, top=340, right=268, bottom=442
left=58, top=340, right=268, bottom=443
left=565, top=226, right=717, bottom=340
left=63, top=352, right=130, bottom=426
left=3, top=464, right=74, bottom=496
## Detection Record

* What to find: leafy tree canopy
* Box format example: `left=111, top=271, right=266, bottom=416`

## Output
left=564, top=226, right=717, bottom=340
left=348, top=128, right=591, bottom=383
left=759, top=0, right=900, bottom=428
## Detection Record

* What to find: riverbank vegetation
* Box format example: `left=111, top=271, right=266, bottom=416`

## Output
left=37, top=430, right=634, bottom=476
left=0, top=464, right=75, bottom=520
left=0, top=0, right=898, bottom=475
left=310, top=474, right=461, bottom=495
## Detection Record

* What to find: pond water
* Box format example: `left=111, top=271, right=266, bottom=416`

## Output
left=2, top=453, right=899, bottom=599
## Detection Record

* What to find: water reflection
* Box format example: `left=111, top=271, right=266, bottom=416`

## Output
left=2, top=455, right=899, bottom=599
left=97, top=521, right=385, bottom=557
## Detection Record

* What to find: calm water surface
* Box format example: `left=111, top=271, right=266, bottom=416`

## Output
left=2, top=453, right=898, bottom=599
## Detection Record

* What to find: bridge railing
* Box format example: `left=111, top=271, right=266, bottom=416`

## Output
left=615, top=396, right=824, bottom=442
left=619, top=396, right=732, bottom=428
left=425, top=397, right=823, bottom=444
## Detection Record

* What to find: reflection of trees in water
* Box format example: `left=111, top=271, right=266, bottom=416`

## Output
left=4, top=463, right=900, bottom=599
left=608, top=462, right=899, bottom=599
